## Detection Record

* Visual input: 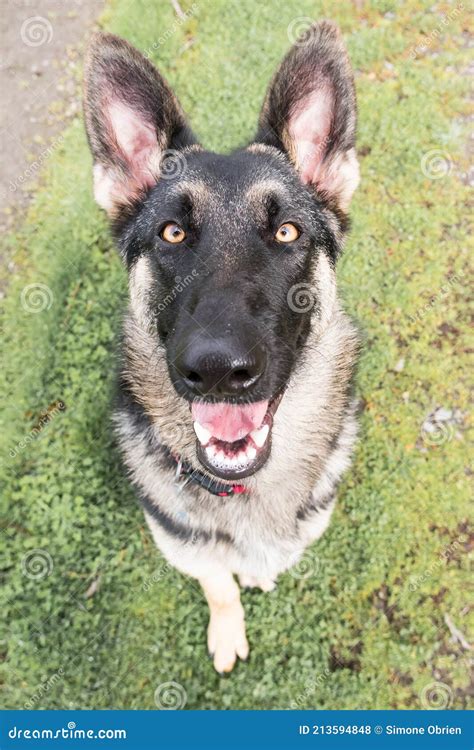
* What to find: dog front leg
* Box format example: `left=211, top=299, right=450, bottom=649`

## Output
left=199, top=570, right=248, bottom=674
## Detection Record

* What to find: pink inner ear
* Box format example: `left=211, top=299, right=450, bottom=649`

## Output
left=107, top=100, right=159, bottom=189
left=288, top=87, right=333, bottom=185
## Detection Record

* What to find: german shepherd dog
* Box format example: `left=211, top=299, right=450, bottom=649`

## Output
left=83, top=21, right=360, bottom=673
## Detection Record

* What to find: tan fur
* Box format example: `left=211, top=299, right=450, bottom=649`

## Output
left=246, top=143, right=285, bottom=159
left=244, top=178, right=290, bottom=204
left=128, top=257, right=155, bottom=332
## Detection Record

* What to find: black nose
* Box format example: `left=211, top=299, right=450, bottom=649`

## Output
left=174, top=335, right=266, bottom=398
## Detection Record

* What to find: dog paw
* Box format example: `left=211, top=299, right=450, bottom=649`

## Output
left=208, top=602, right=249, bottom=674
left=238, top=574, right=276, bottom=592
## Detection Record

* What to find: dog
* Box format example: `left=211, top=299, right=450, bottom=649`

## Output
left=83, top=21, right=360, bottom=674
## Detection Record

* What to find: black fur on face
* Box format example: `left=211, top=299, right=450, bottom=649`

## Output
left=84, top=22, right=359, bottom=478
left=116, top=147, right=342, bottom=404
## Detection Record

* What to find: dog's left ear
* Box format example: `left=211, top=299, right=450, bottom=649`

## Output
left=255, top=21, right=359, bottom=212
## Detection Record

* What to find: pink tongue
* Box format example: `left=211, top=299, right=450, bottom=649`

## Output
left=191, top=401, right=269, bottom=443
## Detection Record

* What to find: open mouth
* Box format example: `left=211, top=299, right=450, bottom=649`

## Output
left=191, top=396, right=282, bottom=480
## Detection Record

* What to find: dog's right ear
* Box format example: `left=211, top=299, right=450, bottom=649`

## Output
left=83, top=33, right=197, bottom=215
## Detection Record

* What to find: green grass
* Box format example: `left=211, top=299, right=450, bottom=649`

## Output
left=1, top=0, right=471, bottom=710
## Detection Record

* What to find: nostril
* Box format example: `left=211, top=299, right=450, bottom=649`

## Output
left=228, top=367, right=255, bottom=389
left=229, top=368, right=254, bottom=386
left=227, top=366, right=263, bottom=392
left=185, top=370, right=202, bottom=385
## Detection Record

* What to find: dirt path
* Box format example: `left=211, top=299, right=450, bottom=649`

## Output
left=0, top=0, right=103, bottom=234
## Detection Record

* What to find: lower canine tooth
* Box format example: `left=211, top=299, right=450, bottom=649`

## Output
left=194, top=421, right=212, bottom=445
left=247, top=446, right=257, bottom=460
left=250, top=424, right=269, bottom=448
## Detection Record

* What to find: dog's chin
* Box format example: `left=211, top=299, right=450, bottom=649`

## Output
left=192, top=395, right=282, bottom=481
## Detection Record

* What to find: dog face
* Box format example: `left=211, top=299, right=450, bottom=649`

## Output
left=84, top=23, right=359, bottom=481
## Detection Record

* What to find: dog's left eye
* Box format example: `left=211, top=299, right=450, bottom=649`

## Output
left=160, top=223, right=186, bottom=244
left=275, top=223, right=300, bottom=243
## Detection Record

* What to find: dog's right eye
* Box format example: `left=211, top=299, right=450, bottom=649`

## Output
left=160, top=223, right=186, bottom=244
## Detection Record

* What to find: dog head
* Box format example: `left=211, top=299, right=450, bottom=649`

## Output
left=83, top=22, right=359, bottom=481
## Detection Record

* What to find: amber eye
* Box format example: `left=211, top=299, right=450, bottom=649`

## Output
left=161, top=223, right=186, bottom=244
left=275, top=223, right=300, bottom=243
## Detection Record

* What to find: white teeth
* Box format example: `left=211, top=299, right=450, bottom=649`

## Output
left=250, top=424, right=269, bottom=448
left=194, top=421, right=212, bottom=445
left=202, top=425, right=268, bottom=470
left=246, top=446, right=257, bottom=460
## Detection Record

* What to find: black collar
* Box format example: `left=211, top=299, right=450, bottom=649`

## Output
left=162, top=446, right=249, bottom=498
